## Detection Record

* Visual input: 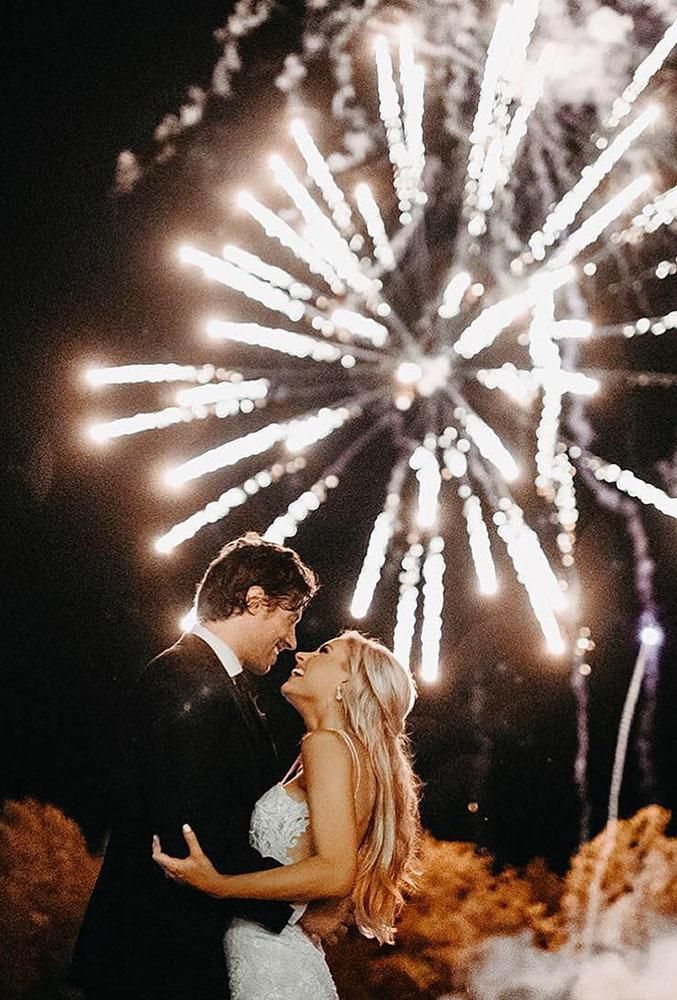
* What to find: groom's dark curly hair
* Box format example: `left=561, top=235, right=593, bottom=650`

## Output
left=195, top=532, right=319, bottom=622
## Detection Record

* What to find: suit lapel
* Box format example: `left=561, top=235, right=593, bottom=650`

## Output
left=231, top=678, right=280, bottom=774
left=177, top=632, right=279, bottom=779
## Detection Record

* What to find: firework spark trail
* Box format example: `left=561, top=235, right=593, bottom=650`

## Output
left=398, top=27, right=427, bottom=206
left=264, top=409, right=397, bottom=545
left=164, top=398, right=368, bottom=488
left=290, top=118, right=355, bottom=236
left=221, top=244, right=313, bottom=300
left=568, top=353, right=665, bottom=815
left=393, top=542, right=423, bottom=671
left=238, top=191, right=345, bottom=293
left=355, top=182, right=396, bottom=270
left=465, top=3, right=513, bottom=225
left=86, top=364, right=225, bottom=385
left=420, top=536, right=446, bottom=683
left=90, top=405, right=202, bottom=442
left=88, top=377, right=270, bottom=442
left=475, top=0, right=540, bottom=215
left=548, top=175, right=652, bottom=268
left=571, top=656, right=592, bottom=844
left=584, top=453, right=677, bottom=518
left=351, top=459, right=408, bottom=619
left=179, top=244, right=307, bottom=321
left=462, top=493, right=498, bottom=595
left=154, top=455, right=307, bottom=553
left=374, top=34, right=411, bottom=219
left=580, top=629, right=664, bottom=953
left=529, top=106, right=659, bottom=257
left=268, top=154, right=376, bottom=298
left=206, top=319, right=364, bottom=364
left=495, top=503, right=567, bottom=656
left=628, top=520, right=663, bottom=801
left=499, top=43, right=552, bottom=180
left=605, top=18, right=677, bottom=128
left=411, top=444, right=442, bottom=529
left=452, top=266, right=574, bottom=358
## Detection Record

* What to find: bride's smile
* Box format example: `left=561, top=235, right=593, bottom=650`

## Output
left=281, top=640, right=351, bottom=725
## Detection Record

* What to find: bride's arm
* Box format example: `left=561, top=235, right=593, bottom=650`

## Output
left=152, top=729, right=359, bottom=901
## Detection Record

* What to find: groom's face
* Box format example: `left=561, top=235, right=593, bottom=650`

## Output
left=243, top=597, right=302, bottom=675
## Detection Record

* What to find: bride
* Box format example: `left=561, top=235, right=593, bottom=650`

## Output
left=153, top=630, right=421, bottom=1000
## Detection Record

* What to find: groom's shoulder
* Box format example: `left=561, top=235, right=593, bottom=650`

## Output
left=148, top=633, right=194, bottom=668
left=133, top=633, right=219, bottom=697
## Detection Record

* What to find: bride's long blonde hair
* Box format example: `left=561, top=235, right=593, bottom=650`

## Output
left=338, top=630, right=421, bottom=945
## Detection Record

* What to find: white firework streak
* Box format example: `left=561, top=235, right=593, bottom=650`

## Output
left=528, top=106, right=659, bottom=256
left=355, top=182, right=396, bottom=270
left=462, top=494, right=499, bottom=596
left=290, top=118, right=354, bottom=236
left=89, top=1, right=676, bottom=675
left=585, top=454, right=677, bottom=519
left=350, top=460, right=407, bottom=620
left=605, top=19, right=677, bottom=129
left=420, top=537, right=446, bottom=683
left=393, top=542, right=424, bottom=671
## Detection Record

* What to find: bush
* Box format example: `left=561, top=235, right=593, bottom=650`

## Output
left=328, top=807, right=677, bottom=998
left=0, top=799, right=100, bottom=999
left=329, top=834, right=560, bottom=997
left=1, top=799, right=674, bottom=1000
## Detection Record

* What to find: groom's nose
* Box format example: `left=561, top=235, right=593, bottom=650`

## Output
left=282, top=624, right=297, bottom=651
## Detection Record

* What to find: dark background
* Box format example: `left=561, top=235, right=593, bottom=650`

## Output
left=3, top=0, right=676, bottom=874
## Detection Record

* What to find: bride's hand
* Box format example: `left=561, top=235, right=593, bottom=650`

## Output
left=152, top=824, right=224, bottom=896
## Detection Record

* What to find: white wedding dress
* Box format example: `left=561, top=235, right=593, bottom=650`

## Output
left=224, top=733, right=362, bottom=1000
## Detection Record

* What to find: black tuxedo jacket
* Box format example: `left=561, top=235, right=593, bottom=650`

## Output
left=71, top=633, right=293, bottom=996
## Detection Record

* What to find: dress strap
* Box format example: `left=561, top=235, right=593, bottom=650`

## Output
left=281, top=754, right=303, bottom=786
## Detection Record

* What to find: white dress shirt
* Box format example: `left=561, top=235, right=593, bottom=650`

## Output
left=190, top=620, right=305, bottom=926
left=191, top=622, right=243, bottom=678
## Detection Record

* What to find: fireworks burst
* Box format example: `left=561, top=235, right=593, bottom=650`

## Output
left=88, top=1, right=676, bottom=691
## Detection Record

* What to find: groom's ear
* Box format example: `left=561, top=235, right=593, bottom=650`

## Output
left=244, top=585, right=267, bottom=614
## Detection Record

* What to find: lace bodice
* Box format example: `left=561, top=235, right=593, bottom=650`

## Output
left=248, top=781, right=310, bottom=865
left=248, top=731, right=362, bottom=866
left=225, top=733, right=361, bottom=1000
left=226, top=772, right=338, bottom=1000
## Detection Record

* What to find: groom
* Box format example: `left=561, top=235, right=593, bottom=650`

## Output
left=72, top=533, right=339, bottom=1000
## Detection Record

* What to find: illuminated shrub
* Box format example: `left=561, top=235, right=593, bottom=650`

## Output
left=0, top=799, right=100, bottom=999
left=329, top=808, right=677, bottom=998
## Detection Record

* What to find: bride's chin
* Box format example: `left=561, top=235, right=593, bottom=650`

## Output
left=282, top=685, right=307, bottom=710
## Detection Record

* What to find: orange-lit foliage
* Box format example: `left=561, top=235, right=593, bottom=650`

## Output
left=534, top=804, right=677, bottom=950
left=0, top=799, right=100, bottom=999
left=0, top=799, right=674, bottom=1000
left=329, top=834, right=562, bottom=997
left=329, top=807, right=677, bottom=999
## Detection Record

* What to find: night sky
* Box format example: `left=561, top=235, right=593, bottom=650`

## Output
left=4, top=0, right=676, bottom=874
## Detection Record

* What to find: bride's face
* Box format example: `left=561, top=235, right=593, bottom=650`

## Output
left=281, top=638, right=351, bottom=709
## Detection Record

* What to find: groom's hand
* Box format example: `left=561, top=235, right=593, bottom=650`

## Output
left=300, top=897, right=354, bottom=945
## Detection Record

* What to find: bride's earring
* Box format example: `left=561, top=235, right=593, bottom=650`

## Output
left=335, top=684, right=344, bottom=702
